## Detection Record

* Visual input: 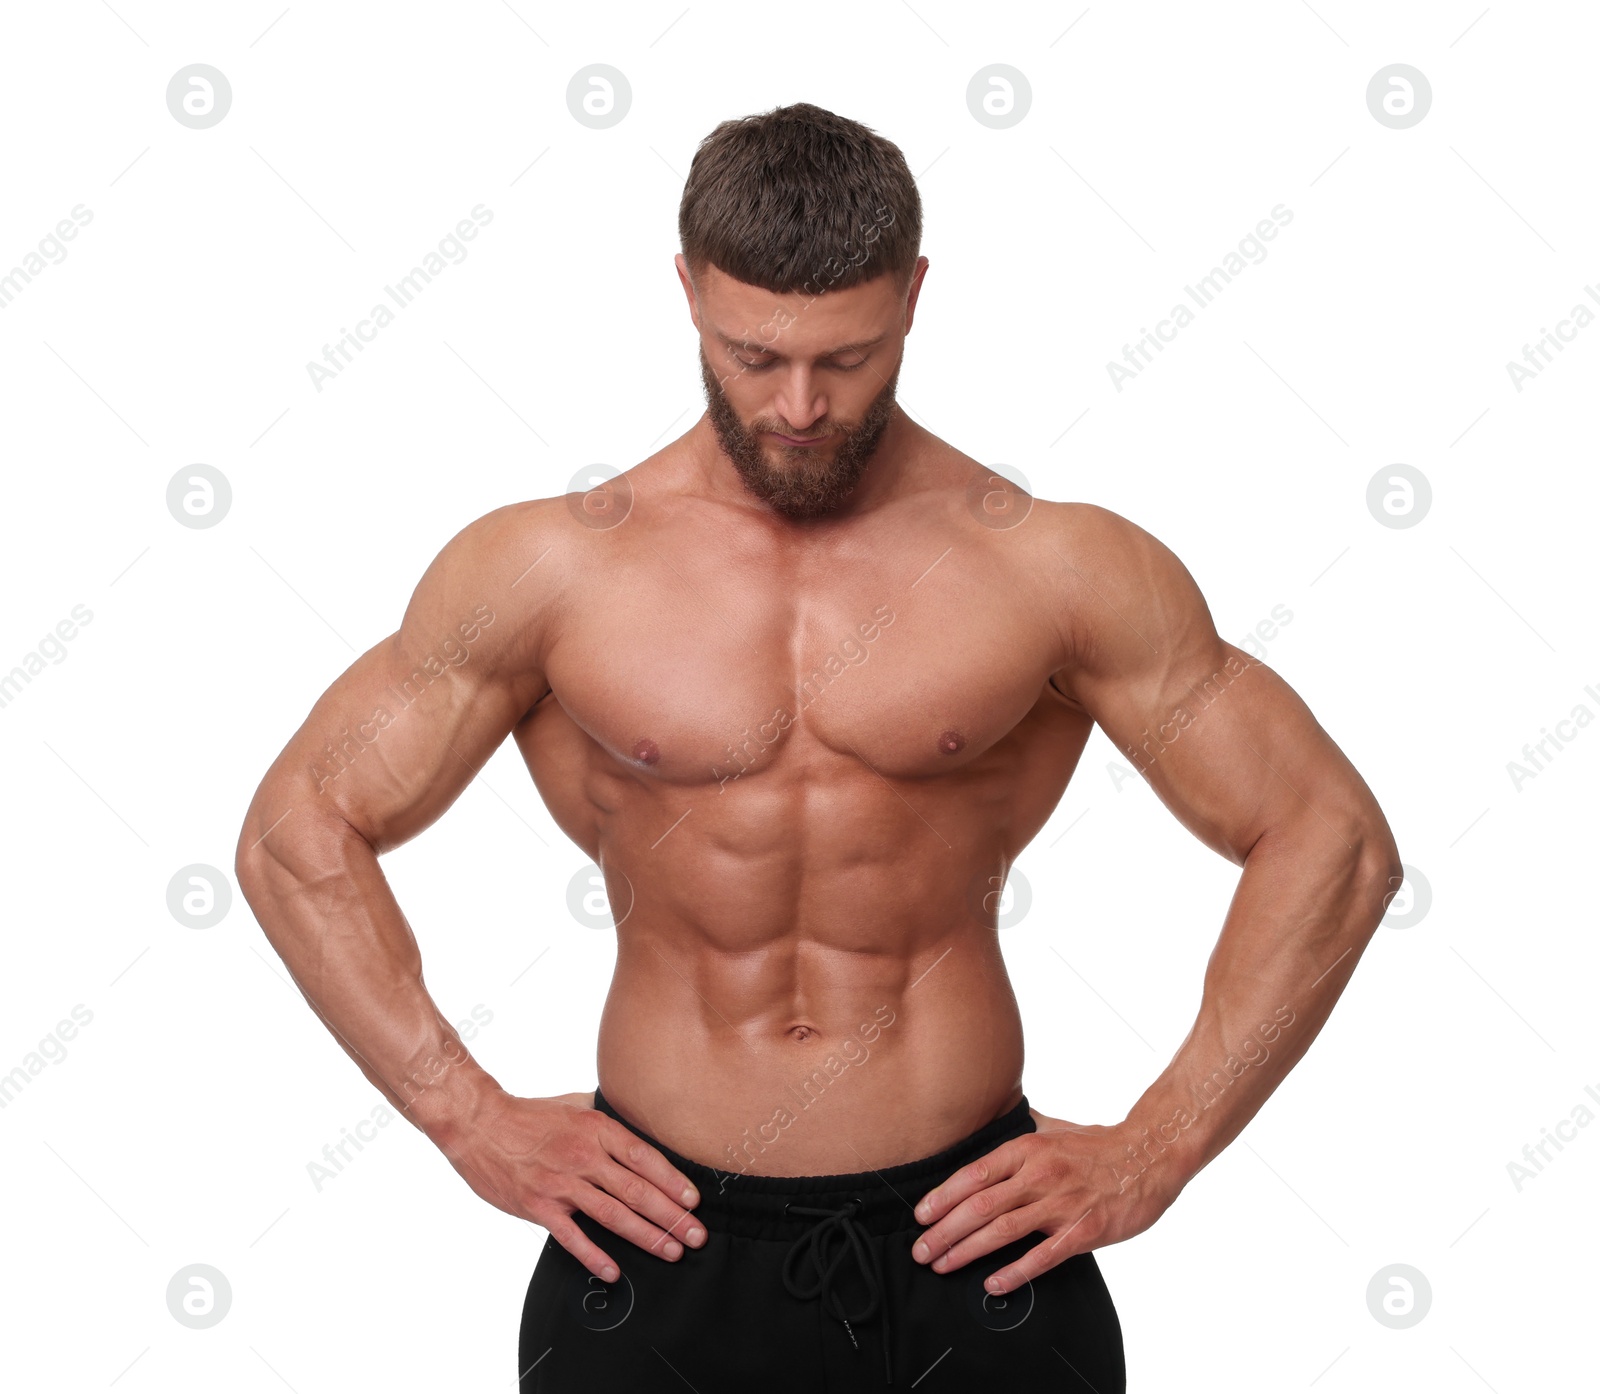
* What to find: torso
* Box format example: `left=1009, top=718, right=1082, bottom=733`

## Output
left=509, top=426, right=1095, bottom=1176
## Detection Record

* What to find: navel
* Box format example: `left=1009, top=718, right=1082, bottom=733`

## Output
left=938, top=729, right=966, bottom=755
left=632, top=737, right=660, bottom=766
left=787, top=1024, right=819, bottom=1042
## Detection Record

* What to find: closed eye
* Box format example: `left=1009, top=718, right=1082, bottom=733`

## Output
left=734, top=357, right=868, bottom=372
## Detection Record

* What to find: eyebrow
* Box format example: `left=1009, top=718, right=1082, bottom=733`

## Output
left=716, top=328, right=888, bottom=358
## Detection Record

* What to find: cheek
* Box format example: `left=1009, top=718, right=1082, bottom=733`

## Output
left=730, top=390, right=768, bottom=422
left=838, top=383, right=882, bottom=420
left=711, top=374, right=753, bottom=414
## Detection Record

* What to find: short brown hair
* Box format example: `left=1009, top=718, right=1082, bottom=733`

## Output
left=678, top=102, right=922, bottom=297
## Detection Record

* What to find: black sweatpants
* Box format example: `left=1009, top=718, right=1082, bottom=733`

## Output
left=517, top=1086, right=1126, bottom=1390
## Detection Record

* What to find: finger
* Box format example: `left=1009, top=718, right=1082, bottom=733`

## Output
left=913, top=1138, right=1029, bottom=1226
left=981, top=1218, right=1094, bottom=1296
left=913, top=1177, right=1035, bottom=1269
left=567, top=1182, right=693, bottom=1264
left=539, top=1208, right=625, bottom=1285
left=600, top=1120, right=703, bottom=1212
left=591, top=1159, right=707, bottom=1257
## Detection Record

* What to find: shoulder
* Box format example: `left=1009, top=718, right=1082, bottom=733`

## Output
left=1024, top=498, right=1204, bottom=596
left=409, top=496, right=569, bottom=610
left=1026, top=498, right=1173, bottom=569
left=1021, top=499, right=1220, bottom=684
left=400, top=487, right=629, bottom=675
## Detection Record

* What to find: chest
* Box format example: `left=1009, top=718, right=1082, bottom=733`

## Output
left=540, top=541, right=1061, bottom=786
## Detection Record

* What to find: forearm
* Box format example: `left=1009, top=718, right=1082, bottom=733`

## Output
left=236, top=804, right=503, bottom=1145
left=1117, top=817, right=1401, bottom=1195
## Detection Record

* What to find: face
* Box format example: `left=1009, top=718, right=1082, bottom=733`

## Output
left=680, top=257, right=927, bottom=522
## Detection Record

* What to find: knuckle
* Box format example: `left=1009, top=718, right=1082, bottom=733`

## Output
left=525, top=1166, right=564, bottom=1206
left=590, top=1195, right=624, bottom=1231
left=547, top=1217, right=584, bottom=1252
left=1033, top=1154, right=1066, bottom=1186
left=521, top=1199, right=555, bottom=1231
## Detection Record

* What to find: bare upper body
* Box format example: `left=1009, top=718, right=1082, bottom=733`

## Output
left=236, top=258, right=1400, bottom=1281
left=514, top=414, right=1095, bottom=1175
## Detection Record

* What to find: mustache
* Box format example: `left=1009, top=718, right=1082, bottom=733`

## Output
left=761, top=426, right=831, bottom=440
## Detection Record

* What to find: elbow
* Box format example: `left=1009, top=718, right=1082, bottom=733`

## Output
left=1250, top=811, right=1403, bottom=934
left=234, top=796, right=373, bottom=910
left=234, top=845, right=262, bottom=905
left=233, top=810, right=262, bottom=899
left=234, top=814, right=276, bottom=915
left=1355, top=825, right=1405, bottom=928
left=1373, top=841, right=1405, bottom=892
left=1357, top=820, right=1403, bottom=888
left=233, top=787, right=299, bottom=905
left=1249, top=813, right=1400, bottom=882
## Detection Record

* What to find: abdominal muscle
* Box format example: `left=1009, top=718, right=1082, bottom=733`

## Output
left=594, top=919, right=1027, bottom=1178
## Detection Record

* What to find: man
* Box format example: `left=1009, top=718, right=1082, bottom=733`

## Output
left=235, top=103, right=1402, bottom=1391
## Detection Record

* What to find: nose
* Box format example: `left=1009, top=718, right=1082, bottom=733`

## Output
left=772, top=365, right=825, bottom=435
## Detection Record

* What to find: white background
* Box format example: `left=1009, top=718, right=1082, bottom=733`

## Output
left=1, top=1, right=1594, bottom=1389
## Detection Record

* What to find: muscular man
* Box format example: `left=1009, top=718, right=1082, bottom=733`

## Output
left=236, top=103, right=1402, bottom=1391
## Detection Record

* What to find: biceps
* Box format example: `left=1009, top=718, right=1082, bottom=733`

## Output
left=1094, top=639, right=1367, bottom=865
left=257, top=623, right=542, bottom=856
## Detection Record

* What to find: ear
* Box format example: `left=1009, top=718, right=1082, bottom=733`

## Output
left=903, top=255, right=930, bottom=333
left=674, top=253, right=702, bottom=331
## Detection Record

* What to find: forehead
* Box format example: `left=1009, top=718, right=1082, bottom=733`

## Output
left=695, top=262, right=901, bottom=350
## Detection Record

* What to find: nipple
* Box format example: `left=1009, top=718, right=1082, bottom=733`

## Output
left=633, top=737, right=660, bottom=766
left=938, top=729, right=966, bottom=755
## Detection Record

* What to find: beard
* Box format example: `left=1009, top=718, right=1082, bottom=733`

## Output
left=698, top=344, right=900, bottom=521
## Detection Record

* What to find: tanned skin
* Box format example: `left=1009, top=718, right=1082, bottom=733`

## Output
left=235, top=252, right=1402, bottom=1297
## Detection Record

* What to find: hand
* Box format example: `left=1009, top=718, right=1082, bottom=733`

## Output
left=910, top=1106, right=1181, bottom=1295
left=432, top=1088, right=708, bottom=1284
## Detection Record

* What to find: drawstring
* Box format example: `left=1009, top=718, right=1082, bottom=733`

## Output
left=781, top=1198, right=893, bottom=1385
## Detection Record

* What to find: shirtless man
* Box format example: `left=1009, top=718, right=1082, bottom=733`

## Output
left=235, top=103, right=1402, bottom=1391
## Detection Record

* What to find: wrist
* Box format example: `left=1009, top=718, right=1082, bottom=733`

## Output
left=1113, top=1097, right=1207, bottom=1200
left=395, top=1054, right=504, bottom=1146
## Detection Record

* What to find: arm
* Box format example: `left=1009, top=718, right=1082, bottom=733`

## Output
left=912, top=502, right=1402, bottom=1291
left=1057, top=504, right=1403, bottom=1192
left=234, top=499, right=705, bottom=1280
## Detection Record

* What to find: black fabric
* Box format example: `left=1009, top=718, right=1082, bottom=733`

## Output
left=518, top=1085, right=1126, bottom=1391
left=781, top=1196, right=894, bottom=1382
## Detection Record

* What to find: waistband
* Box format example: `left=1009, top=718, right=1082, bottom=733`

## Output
left=591, top=1085, right=1035, bottom=1241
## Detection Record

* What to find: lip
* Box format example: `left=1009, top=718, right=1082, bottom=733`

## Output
left=767, top=430, right=829, bottom=446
